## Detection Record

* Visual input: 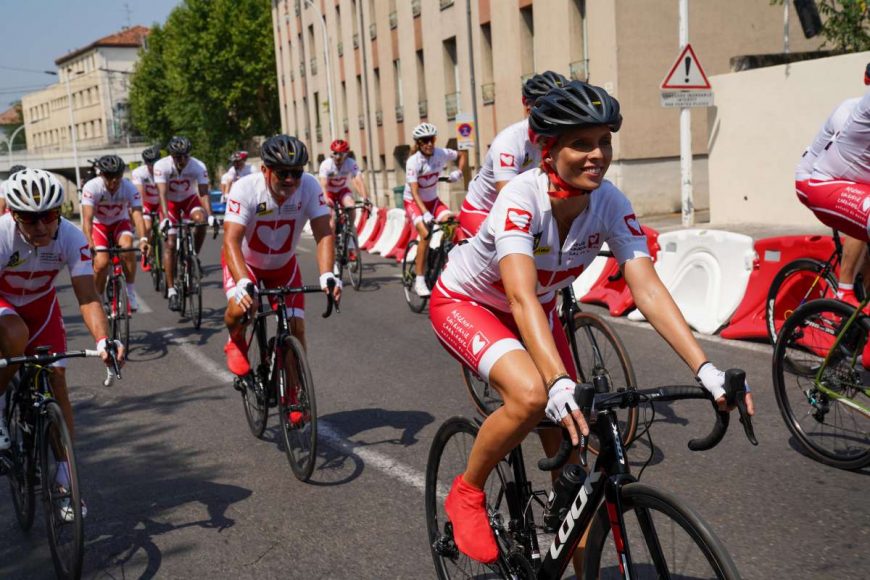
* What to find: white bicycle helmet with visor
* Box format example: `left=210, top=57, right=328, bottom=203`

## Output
left=412, top=123, right=438, bottom=140
left=4, top=169, right=65, bottom=212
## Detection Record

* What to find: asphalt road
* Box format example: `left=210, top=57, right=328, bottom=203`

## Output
left=0, top=233, right=866, bottom=579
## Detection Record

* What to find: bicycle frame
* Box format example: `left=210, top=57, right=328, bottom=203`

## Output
left=424, top=220, right=458, bottom=286
left=560, top=285, right=601, bottom=384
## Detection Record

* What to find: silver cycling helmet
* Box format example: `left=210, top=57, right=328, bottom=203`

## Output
left=4, top=169, right=65, bottom=212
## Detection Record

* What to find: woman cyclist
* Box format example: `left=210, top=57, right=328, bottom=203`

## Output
left=403, top=123, right=466, bottom=297
left=429, top=80, right=755, bottom=564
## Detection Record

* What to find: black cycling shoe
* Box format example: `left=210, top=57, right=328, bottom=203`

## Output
left=168, top=293, right=181, bottom=312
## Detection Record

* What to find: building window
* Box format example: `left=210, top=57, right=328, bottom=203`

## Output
left=519, top=6, right=534, bottom=78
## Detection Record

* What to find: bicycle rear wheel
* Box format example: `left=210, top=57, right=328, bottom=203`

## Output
left=766, top=258, right=837, bottom=345
left=149, top=237, right=163, bottom=292
left=112, top=276, right=131, bottom=352
left=6, top=389, right=35, bottom=530
left=280, top=336, right=318, bottom=481
left=569, top=312, right=638, bottom=452
left=772, top=298, right=870, bottom=469
left=583, top=483, right=740, bottom=580
left=242, top=321, right=269, bottom=438
left=402, top=240, right=428, bottom=313
left=188, top=256, right=203, bottom=329
left=348, top=229, right=363, bottom=290
left=41, top=401, right=84, bottom=580
left=176, top=250, right=188, bottom=317
left=425, top=417, right=511, bottom=579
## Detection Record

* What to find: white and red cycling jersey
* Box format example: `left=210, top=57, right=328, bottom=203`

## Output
left=318, top=156, right=360, bottom=203
left=220, top=164, right=254, bottom=191
left=223, top=171, right=329, bottom=272
left=403, top=148, right=458, bottom=204
left=81, top=176, right=141, bottom=226
left=440, top=169, right=649, bottom=313
left=795, top=97, right=860, bottom=182
left=153, top=155, right=210, bottom=202
left=131, top=164, right=160, bottom=213
left=812, top=90, right=870, bottom=183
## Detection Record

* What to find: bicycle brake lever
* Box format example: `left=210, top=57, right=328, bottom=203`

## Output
left=724, top=369, right=757, bottom=446
left=578, top=434, right=588, bottom=468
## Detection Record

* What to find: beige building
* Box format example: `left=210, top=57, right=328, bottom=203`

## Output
left=272, top=0, right=819, bottom=214
left=21, top=26, right=149, bottom=155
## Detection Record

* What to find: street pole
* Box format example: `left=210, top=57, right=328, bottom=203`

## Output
left=64, top=69, right=83, bottom=197
left=357, top=0, right=378, bottom=205
left=465, top=0, right=481, bottom=169
left=679, top=0, right=693, bottom=227
left=306, top=0, right=336, bottom=141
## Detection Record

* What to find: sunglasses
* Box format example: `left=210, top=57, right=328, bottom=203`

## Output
left=171, top=154, right=189, bottom=162
left=417, top=137, right=435, bottom=145
left=271, top=167, right=305, bottom=181
left=13, top=209, right=61, bottom=225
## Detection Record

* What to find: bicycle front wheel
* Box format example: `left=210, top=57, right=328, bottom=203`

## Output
left=766, top=258, right=837, bottom=345
left=425, top=417, right=511, bottom=580
left=188, top=257, right=203, bottom=329
left=149, top=236, right=163, bottom=292
left=583, top=482, right=740, bottom=580
left=41, top=401, right=84, bottom=580
left=402, top=240, right=428, bottom=313
left=348, top=229, right=363, bottom=290
left=772, top=298, right=870, bottom=469
left=176, top=250, right=188, bottom=316
left=242, top=321, right=269, bottom=438
left=569, top=312, right=638, bottom=452
left=280, top=336, right=317, bottom=482
left=113, top=277, right=131, bottom=352
left=6, top=390, right=35, bottom=530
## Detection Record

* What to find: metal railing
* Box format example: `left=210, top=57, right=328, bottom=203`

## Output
left=337, top=41, right=343, bottom=56
left=395, top=105, right=404, bottom=122
left=370, top=22, right=377, bottom=40
left=418, top=99, right=428, bottom=117
left=445, top=92, right=459, bottom=120
left=389, top=10, right=398, bottom=29
left=411, top=0, right=421, bottom=17
left=569, top=60, right=588, bottom=82
left=353, top=32, right=360, bottom=48
left=482, top=83, right=495, bottom=105
left=375, top=110, right=383, bottom=126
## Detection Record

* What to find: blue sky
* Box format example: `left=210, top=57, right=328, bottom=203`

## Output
left=0, top=0, right=182, bottom=110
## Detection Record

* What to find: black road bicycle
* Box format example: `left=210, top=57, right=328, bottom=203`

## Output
left=425, top=371, right=757, bottom=579
left=234, top=280, right=336, bottom=482
left=463, top=283, right=639, bottom=454
left=144, top=216, right=165, bottom=295
left=0, top=346, right=120, bottom=580
left=402, top=216, right=460, bottom=313
left=95, top=246, right=139, bottom=360
left=335, top=201, right=370, bottom=291
left=168, top=220, right=216, bottom=330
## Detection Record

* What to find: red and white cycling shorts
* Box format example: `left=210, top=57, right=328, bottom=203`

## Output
left=429, top=282, right=578, bottom=382
left=165, top=195, right=205, bottom=234
left=92, top=219, right=133, bottom=249
left=221, top=254, right=305, bottom=319
left=797, top=178, right=870, bottom=242
left=142, top=200, right=160, bottom=219
left=326, top=188, right=354, bottom=207
left=457, top=198, right=488, bottom=239
left=0, top=292, right=67, bottom=367
left=405, top=197, right=451, bottom=226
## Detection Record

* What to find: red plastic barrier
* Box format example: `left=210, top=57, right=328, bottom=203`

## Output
left=362, top=208, right=388, bottom=251
left=579, top=226, right=660, bottom=316
left=355, top=206, right=370, bottom=233
left=384, top=217, right=414, bottom=259
left=720, top=234, right=836, bottom=340
left=395, top=229, right=419, bottom=262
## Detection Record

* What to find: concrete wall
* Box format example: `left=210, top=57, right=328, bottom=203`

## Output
left=708, top=51, right=870, bottom=227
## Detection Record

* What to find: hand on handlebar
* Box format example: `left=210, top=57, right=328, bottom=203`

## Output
left=97, top=338, right=124, bottom=379
left=232, top=278, right=256, bottom=311
left=546, top=377, right=590, bottom=445
left=696, top=362, right=755, bottom=416
left=447, top=169, right=462, bottom=183
left=319, top=272, right=342, bottom=305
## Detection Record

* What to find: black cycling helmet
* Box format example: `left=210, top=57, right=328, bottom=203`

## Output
left=96, top=154, right=126, bottom=176
left=529, top=80, right=622, bottom=138
left=522, top=71, right=569, bottom=105
left=167, top=135, right=192, bottom=156
left=260, top=134, right=309, bottom=168
left=142, top=145, right=161, bottom=164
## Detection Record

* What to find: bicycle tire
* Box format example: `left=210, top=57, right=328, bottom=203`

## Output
left=243, top=320, right=269, bottom=438
left=425, top=417, right=512, bottom=579
left=149, top=236, right=163, bottom=292
left=402, top=240, right=428, bottom=313
left=280, top=335, right=318, bottom=482
left=766, top=258, right=838, bottom=345
left=772, top=298, right=870, bottom=469
left=188, top=257, right=203, bottom=329
left=115, top=276, right=131, bottom=352
left=583, top=482, right=741, bottom=580
left=176, top=248, right=188, bottom=317
left=348, top=229, right=363, bottom=290
left=569, top=312, right=639, bottom=452
left=41, top=401, right=84, bottom=580
left=6, top=389, right=35, bottom=531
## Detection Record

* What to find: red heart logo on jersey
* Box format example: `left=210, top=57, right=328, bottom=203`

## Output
left=228, top=199, right=241, bottom=214
left=624, top=214, right=643, bottom=236
left=0, top=269, right=56, bottom=295
left=329, top=177, right=348, bottom=187
left=169, top=179, right=191, bottom=193
left=100, top=204, right=124, bottom=217
left=504, top=208, right=532, bottom=233
left=80, top=244, right=92, bottom=262
left=417, top=172, right=439, bottom=188
left=499, top=153, right=515, bottom=168
left=249, top=220, right=296, bottom=254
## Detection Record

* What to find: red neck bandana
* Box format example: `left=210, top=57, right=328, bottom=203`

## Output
left=540, top=138, right=589, bottom=199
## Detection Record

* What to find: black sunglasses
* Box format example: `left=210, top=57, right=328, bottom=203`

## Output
left=13, top=209, right=61, bottom=225
left=271, top=167, right=305, bottom=181
left=417, top=137, right=435, bottom=145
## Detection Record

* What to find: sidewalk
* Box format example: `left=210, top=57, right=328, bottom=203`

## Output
left=640, top=209, right=829, bottom=240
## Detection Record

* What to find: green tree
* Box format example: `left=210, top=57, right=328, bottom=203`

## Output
left=129, top=0, right=280, bottom=177
left=772, top=0, right=870, bottom=52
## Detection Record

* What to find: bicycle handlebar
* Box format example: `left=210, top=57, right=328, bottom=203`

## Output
left=537, top=369, right=755, bottom=472
left=245, top=278, right=338, bottom=319
left=424, top=217, right=460, bottom=241
left=0, top=349, right=102, bottom=368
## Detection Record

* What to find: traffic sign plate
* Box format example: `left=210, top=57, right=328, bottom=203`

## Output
left=660, top=90, right=714, bottom=108
left=660, top=43, right=711, bottom=90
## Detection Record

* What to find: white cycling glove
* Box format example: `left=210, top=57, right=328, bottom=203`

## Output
left=695, top=362, right=728, bottom=401
left=208, top=215, right=217, bottom=227
left=448, top=170, right=462, bottom=183
left=422, top=211, right=434, bottom=224
left=319, top=272, right=342, bottom=290
left=232, top=277, right=254, bottom=305
left=545, top=377, right=579, bottom=423
left=96, top=337, right=122, bottom=357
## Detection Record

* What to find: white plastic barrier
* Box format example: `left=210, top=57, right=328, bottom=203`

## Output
left=371, top=209, right=407, bottom=255
left=572, top=242, right=610, bottom=298
left=627, top=229, right=755, bottom=335
left=357, top=206, right=380, bottom=247
left=302, top=221, right=313, bottom=236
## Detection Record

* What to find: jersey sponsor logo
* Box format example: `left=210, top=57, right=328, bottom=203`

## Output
left=499, top=152, right=515, bottom=168
left=505, top=208, right=532, bottom=233
left=5, top=251, right=24, bottom=268
left=169, top=179, right=192, bottom=193
left=0, top=269, right=56, bottom=295
left=417, top=172, right=439, bottom=188
left=534, top=245, right=551, bottom=256
left=249, top=219, right=296, bottom=254
left=470, top=331, right=490, bottom=358
left=587, top=233, right=600, bottom=247
left=228, top=199, right=241, bottom=214
left=520, top=153, right=533, bottom=170
left=624, top=214, right=643, bottom=236
left=256, top=202, right=269, bottom=215
left=79, top=244, right=92, bottom=262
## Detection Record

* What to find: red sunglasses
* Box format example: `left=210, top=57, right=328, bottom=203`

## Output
left=13, top=209, right=61, bottom=225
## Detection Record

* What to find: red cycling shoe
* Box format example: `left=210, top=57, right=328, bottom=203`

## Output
left=444, top=475, right=499, bottom=564
left=224, top=336, right=251, bottom=376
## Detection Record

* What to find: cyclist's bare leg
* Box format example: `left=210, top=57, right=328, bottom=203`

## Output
left=341, top=195, right=356, bottom=228
left=48, top=369, right=75, bottom=440
left=328, top=202, right=337, bottom=232
left=224, top=298, right=250, bottom=340
left=284, top=317, right=306, bottom=386
left=840, top=235, right=868, bottom=290
left=164, top=233, right=177, bottom=289
left=461, top=350, right=546, bottom=489
left=119, top=233, right=137, bottom=284
left=191, top=208, right=207, bottom=253
left=0, top=314, right=27, bottom=398
left=415, top=220, right=430, bottom=276
left=92, top=249, right=111, bottom=295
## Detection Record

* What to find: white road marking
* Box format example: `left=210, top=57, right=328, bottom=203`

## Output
left=158, top=326, right=430, bottom=493
left=135, top=292, right=153, bottom=314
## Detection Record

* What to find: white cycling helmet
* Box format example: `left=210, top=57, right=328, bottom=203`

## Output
left=4, top=169, right=65, bottom=212
left=412, top=123, right=438, bottom=140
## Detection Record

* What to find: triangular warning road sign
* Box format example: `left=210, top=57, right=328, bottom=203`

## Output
left=660, top=43, right=711, bottom=90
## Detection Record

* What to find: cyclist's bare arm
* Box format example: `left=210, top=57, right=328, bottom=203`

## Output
left=157, top=182, right=170, bottom=220
left=410, top=182, right=427, bottom=214
left=311, top=214, right=340, bottom=301
left=71, top=274, right=122, bottom=364
left=318, top=176, right=329, bottom=194
left=352, top=174, right=369, bottom=200
left=198, top=183, right=212, bottom=218
left=457, top=150, right=468, bottom=175
left=80, top=204, right=95, bottom=249
left=0, top=198, right=6, bottom=214
left=130, top=206, right=148, bottom=249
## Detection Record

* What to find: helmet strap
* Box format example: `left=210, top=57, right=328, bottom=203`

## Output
left=540, top=139, right=588, bottom=199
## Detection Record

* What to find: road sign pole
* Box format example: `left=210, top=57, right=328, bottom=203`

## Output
left=679, top=0, right=693, bottom=227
